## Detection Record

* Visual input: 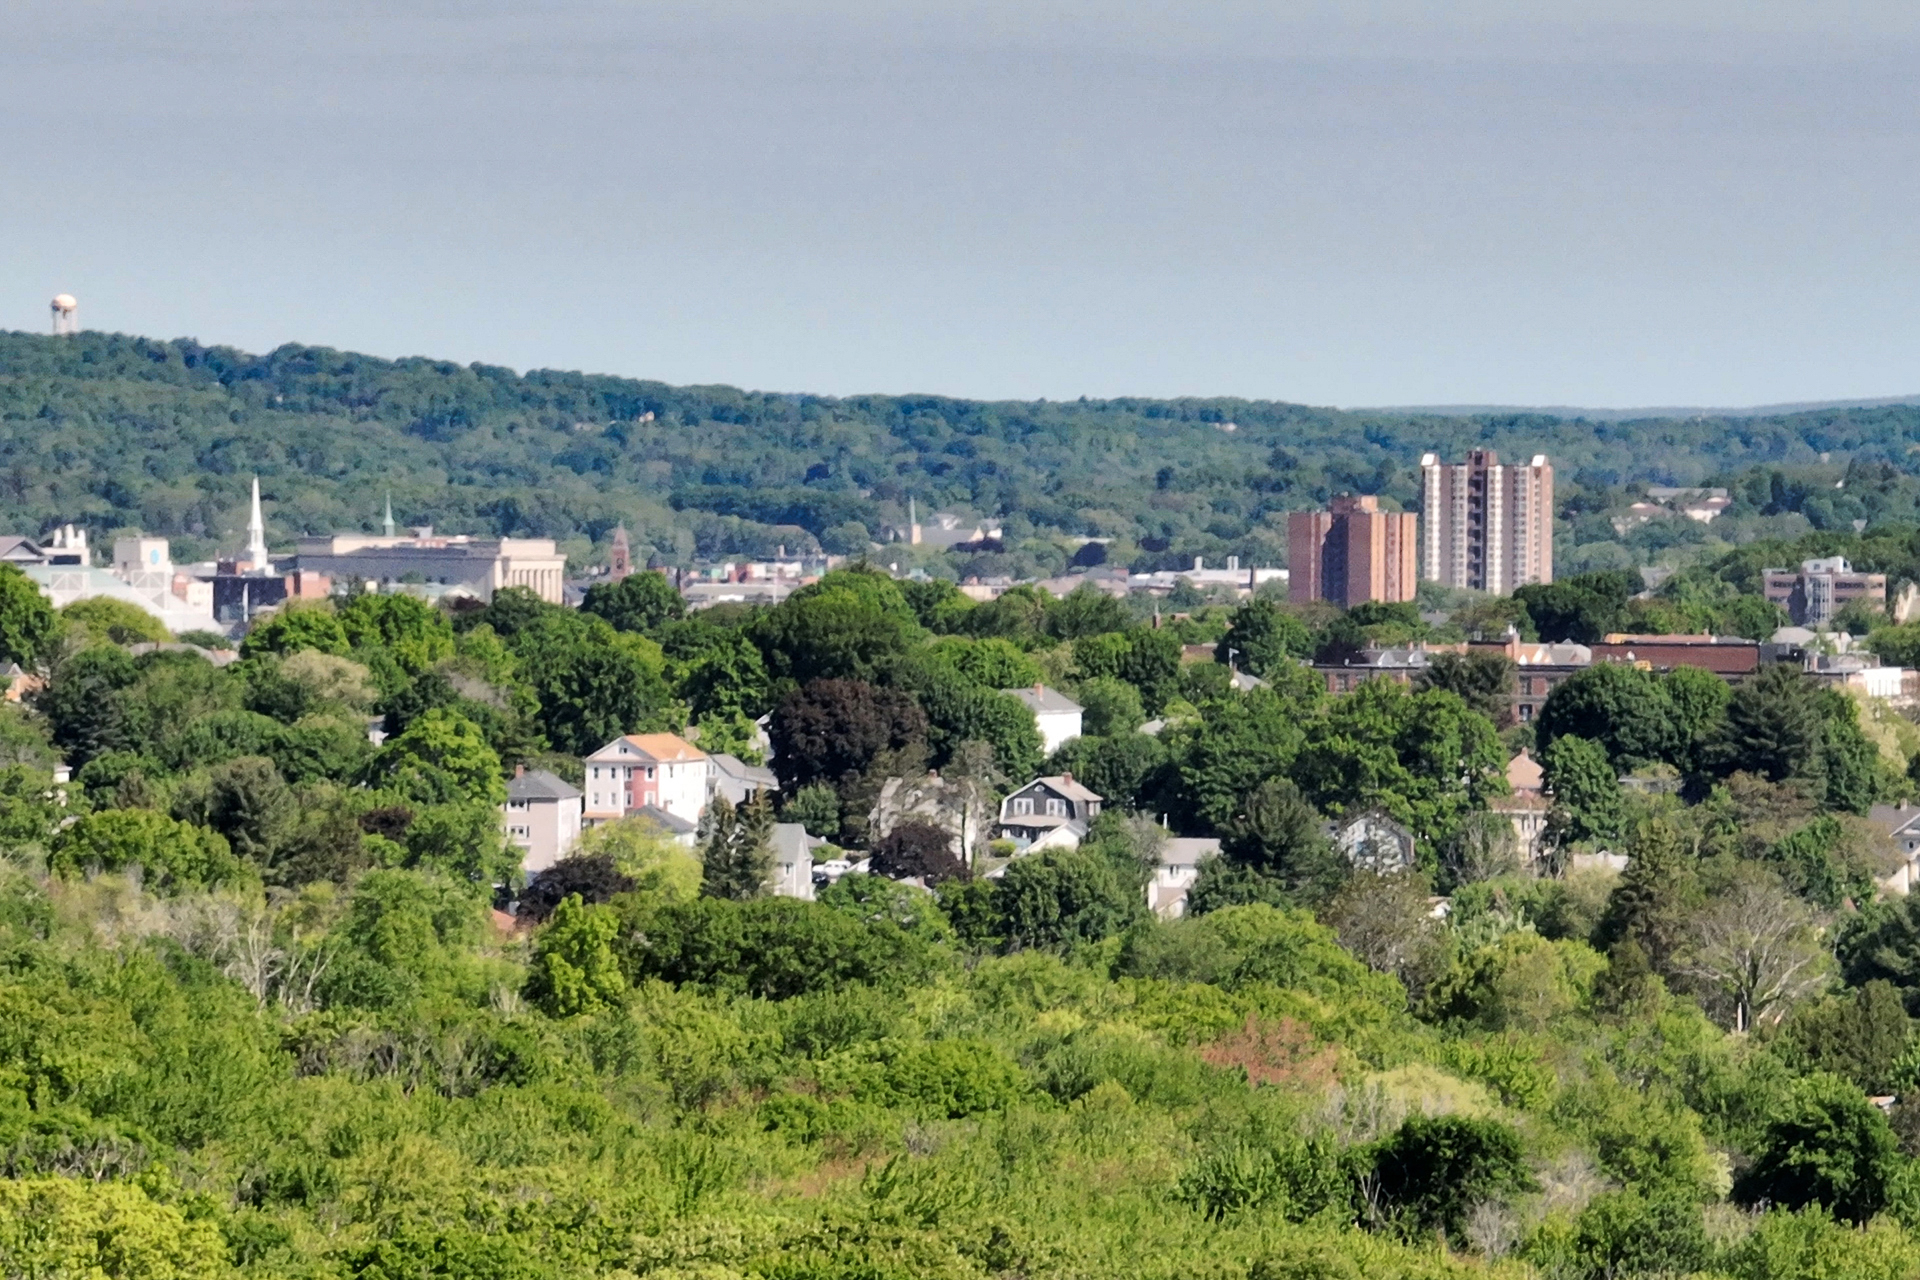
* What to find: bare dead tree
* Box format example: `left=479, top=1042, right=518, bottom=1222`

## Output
left=1672, top=871, right=1831, bottom=1032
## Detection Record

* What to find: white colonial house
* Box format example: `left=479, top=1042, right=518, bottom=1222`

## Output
left=1003, top=684, right=1084, bottom=755
left=583, top=733, right=711, bottom=827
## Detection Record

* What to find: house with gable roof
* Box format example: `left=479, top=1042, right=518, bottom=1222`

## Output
left=997, top=773, right=1102, bottom=851
left=583, top=733, right=711, bottom=827
left=503, top=765, right=583, bottom=874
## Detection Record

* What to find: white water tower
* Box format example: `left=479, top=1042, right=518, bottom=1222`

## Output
left=50, top=294, right=77, bottom=336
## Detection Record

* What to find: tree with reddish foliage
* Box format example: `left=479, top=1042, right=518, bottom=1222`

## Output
left=768, top=679, right=929, bottom=841
left=519, top=852, right=636, bottom=924
left=871, top=820, right=968, bottom=886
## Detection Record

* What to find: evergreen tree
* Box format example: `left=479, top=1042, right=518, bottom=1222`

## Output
left=1816, top=688, right=1882, bottom=814
left=1712, top=661, right=1822, bottom=783
left=1593, top=816, right=1700, bottom=972
left=699, top=791, right=774, bottom=900
left=1216, top=776, right=1349, bottom=906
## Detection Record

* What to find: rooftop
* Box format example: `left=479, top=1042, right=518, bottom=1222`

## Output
left=507, top=768, right=582, bottom=802
left=589, top=733, right=707, bottom=763
left=1004, top=684, right=1083, bottom=714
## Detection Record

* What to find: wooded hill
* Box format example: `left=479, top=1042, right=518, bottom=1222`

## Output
left=8, top=330, right=1920, bottom=575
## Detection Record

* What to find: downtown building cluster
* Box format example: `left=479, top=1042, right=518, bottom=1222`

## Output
left=1288, top=449, right=1555, bottom=605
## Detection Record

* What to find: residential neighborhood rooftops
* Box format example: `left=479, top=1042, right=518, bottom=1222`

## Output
left=507, top=768, right=582, bottom=802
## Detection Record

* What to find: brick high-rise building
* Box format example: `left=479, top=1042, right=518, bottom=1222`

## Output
left=1419, top=450, right=1553, bottom=593
left=1288, top=495, right=1419, bottom=607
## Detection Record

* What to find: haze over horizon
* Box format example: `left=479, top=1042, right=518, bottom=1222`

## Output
left=6, top=1, right=1918, bottom=409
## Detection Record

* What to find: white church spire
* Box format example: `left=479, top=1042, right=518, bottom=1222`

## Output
left=383, top=492, right=396, bottom=537
left=246, top=476, right=269, bottom=571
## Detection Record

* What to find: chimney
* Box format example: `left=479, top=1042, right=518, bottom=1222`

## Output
left=1062, top=772, right=1073, bottom=785
left=514, top=764, right=526, bottom=778
left=1033, top=682, right=1043, bottom=695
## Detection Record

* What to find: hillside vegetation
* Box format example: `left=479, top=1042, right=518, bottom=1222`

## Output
left=0, top=558, right=1919, bottom=1277
left=9, top=331, right=1920, bottom=577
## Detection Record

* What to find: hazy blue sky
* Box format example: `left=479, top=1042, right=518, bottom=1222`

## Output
left=4, top=1, right=1917, bottom=407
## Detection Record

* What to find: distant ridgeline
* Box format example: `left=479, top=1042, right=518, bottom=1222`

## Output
left=4, top=329, right=1920, bottom=573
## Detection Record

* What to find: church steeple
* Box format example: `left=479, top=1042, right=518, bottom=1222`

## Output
left=383, top=492, right=396, bottom=537
left=246, top=476, right=270, bottom=571
left=609, top=524, right=632, bottom=581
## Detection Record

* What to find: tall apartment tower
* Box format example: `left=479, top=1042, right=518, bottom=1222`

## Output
left=1288, top=494, right=1419, bottom=607
left=1419, top=450, right=1553, bottom=593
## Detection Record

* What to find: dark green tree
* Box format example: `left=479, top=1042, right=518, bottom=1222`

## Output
left=33, top=644, right=138, bottom=766
left=172, top=755, right=297, bottom=867
left=1541, top=733, right=1626, bottom=846
left=0, top=564, right=56, bottom=667
left=1414, top=650, right=1517, bottom=726
left=1535, top=661, right=1676, bottom=770
left=1842, top=895, right=1920, bottom=1014
left=1775, top=981, right=1913, bottom=1094
left=1711, top=661, right=1822, bottom=783
left=993, top=846, right=1146, bottom=951
left=1214, top=599, right=1312, bottom=677
left=580, top=570, right=687, bottom=634
left=751, top=567, right=923, bottom=687
left=1214, top=777, right=1348, bottom=906
left=1734, top=1073, right=1901, bottom=1224
left=1664, top=663, right=1732, bottom=780
left=1592, top=816, right=1701, bottom=972
left=699, top=790, right=775, bottom=901
left=529, top=645, right=672, bottom=757
left=1512, top=570, right=1635, bottom=644
left=1367, top=1114, right=1535, bottom=1241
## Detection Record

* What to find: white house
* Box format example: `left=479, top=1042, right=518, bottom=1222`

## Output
left=708, top=752, right=779, bottom=807
left=1003, top=684, right=1083, bottom=755
left=1149, top=836, right=1220, bottom=918
left=1871, top=801, right=1920, bottom=895
left=770, top=822, right=824, bottom=900
left=583, top=733, right=711, bottom=826
left=997, top=774, right=1102, bottom=851
left=502, top=766, right=583, bottom=875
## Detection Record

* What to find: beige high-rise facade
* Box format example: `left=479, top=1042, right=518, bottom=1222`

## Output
left=1288, top=494, right=1419, bottom=607
left=1419, top=450, right=1553, bottom=594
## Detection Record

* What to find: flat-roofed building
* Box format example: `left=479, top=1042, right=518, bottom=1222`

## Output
left=1763, top=556, right=1886, bottom=626
left=1420, top=450, right=1553, bottom=593
left=1288, top=494, right=1418, bottom=607
left=295, top=529, right=567, bottom=603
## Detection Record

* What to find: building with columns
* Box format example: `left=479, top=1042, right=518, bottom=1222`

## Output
left=293, top=530, right=568, bottom=603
